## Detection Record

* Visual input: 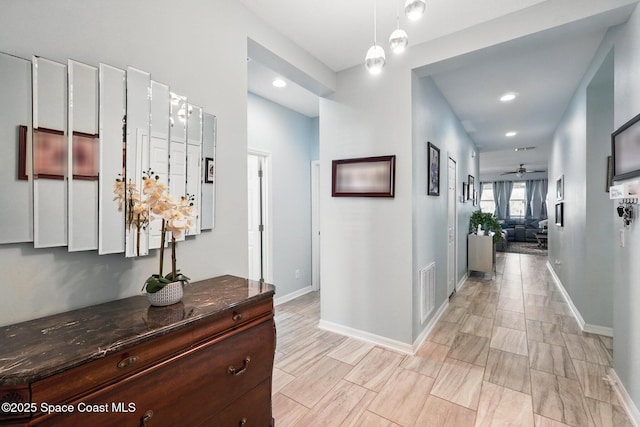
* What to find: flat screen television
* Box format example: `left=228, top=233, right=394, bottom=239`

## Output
left=612, top=112, right=640, bottom=181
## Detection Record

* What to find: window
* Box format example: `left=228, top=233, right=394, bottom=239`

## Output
left=509, top=181, right=526, bottom=218
left=480, top=182, right=495, bottom=214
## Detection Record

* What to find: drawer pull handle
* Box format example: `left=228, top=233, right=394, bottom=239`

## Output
left=239, top=417, right=247, bottom=426
left=117, top=356, right=139, bottom=369
left=227, top=356, right=251, bottom=376
left=232, top=312, right=243, bottom=322
left=141, top=410, right=153, bottom=426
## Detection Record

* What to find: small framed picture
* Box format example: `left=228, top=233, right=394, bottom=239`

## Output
left=473, top=190, right=478, bottom=206
left=556, top=175, right=564, bottom=201
left=555, top=202, right=564, bottom=226
left=33, top=127, right=66, bottom=180
left=427, top=141, right=440, bottom=196
left=204, top=157, right=214, bottom=183
left=332, top=155, right=395, bottom=197
left=462, top=182, right=468, bottom=203
left=467, top=175, right=475, bottom=200
left=606, top=156, right=613, bottom=192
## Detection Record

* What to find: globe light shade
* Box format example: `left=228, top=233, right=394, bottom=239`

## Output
left=365, top=44, right=386, bottom=75
left=389, top=28, right=409, bottom=54
left=405, top=0, right=426, bottom=21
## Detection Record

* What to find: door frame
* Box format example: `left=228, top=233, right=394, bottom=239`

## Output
left=311, top=160, right=320, bottom=291
left=447, top=155, right=457, bottom=297
left=247, top=148, right=273, bottom=283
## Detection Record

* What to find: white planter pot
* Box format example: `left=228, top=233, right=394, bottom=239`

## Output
left=147, top=281, right=184, bottom=307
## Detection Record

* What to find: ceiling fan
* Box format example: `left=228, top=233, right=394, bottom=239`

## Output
left=501, top=164, right=546, bottom=177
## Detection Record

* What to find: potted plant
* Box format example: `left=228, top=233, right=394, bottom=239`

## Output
left=114, top=171, right=197, bottom=306
left=469, top=210, right=504, bottom=244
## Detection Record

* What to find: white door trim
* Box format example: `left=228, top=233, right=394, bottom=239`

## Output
left=311, top=160, right=320, bottom=291
left=247, top=148, right=273, bottom=283
left=447, top=155, right=457, bottom=297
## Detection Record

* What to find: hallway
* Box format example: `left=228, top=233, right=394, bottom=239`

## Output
left=272, top=252, right=631, bottom=426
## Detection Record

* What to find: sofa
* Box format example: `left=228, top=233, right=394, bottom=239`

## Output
left=498, top=217, right=546, bottom=243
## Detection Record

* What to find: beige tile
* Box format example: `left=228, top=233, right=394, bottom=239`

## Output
left=484, top=348, right=531, bottom=394
left=530, top=369, right=593, bottom=427
left=533, top=414, right=573, bottom=427
left=563, top=333, right=612, bottom=366
left=326, top=338, right=374, bottom=365
left=528, top=340, right=576, bottom=379
left=414, top=395, right=476, bottom=427
left=448, top=332, right=490, bottom=366
left=441, top=305, right=468, bottom=323
left=273, top=392, right=308, bottom=426
left=585, top=397, right=634, bottom=427
left=525, top=307, right=559, bottom=324
left=557, top=315, right=582, bottom=334
left=475, top=381, right=534, bottom=427
left=460, top=313, right=495, bottom=338
left=495, top=309, right=526, bottom=331
left=402, top=340, right=449, bottom=378
left=369, top=368, right=434, bottom=426
left=276, top=331, right=346, bottom=376
left=428, top=320, right=461, bottom=346
left=339, top=389, right=378, bottom=427
left=498, top=296, right=525, bottom=313
left=431, top=358, right=484, bottom=410
left=272, top=367, right=295, bottom=395
left=527, top=320, right=565, bottom=346
left=344, top=347, right=404, bottom=392
left=280, top=356, right=353, bottom=408
left=490, top=326, right=528, bottom=356
left=293, top=380, right=370, bottom=427
left=572, top=359, right=615, bottom=403
left=351, top=411, right=401, bottom=427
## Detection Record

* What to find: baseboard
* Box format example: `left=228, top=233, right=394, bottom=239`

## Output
left=318, top=319, right=414, bottom=355
left=412, top=297, right=450, bottom=352
left=457, top=272, right=469, bottom=292
left=608, top=368, right=640, bottom=427
left=546, top=261, right=613, bottom=337
left=274, top=285, right=314, bottom=306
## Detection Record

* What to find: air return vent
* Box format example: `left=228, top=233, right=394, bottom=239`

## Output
left=420, top=263, right=435, bottom=323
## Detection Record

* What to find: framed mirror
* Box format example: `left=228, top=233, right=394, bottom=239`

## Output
left=186, top=104, right=202, bottom=236
left=68, top=60, right=99, bottom=252
left=201, top=112, right=217, bottom=230
left=0, top=52, right=33, bottom=244
left=169, top=93, right=187, bottom=242
left=149, top=81, right=170, bottom=249
left=33, top=56, right=68, bottom=248
left=125, top=67, right=151, bottom=257
left=98, top=64, right=126, bottom=255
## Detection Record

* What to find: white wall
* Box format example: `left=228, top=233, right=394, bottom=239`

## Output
left=411, top=75, right=479, bottom=341
left=0, top=0, right=333, bottom=327
left=247, top=93, right=316, bottom=298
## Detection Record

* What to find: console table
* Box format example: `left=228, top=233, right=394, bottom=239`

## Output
left=0, top=275, right=275, bottom=426
left=468, top=234, right=495, bottom=274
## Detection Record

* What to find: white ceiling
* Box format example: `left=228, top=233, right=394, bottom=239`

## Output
left=243, top=0, right=637, bottom=177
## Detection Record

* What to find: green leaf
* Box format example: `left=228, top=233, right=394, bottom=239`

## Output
left=144, top=275, right=172, bottom=293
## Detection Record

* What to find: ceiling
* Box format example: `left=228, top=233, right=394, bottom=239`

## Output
left=243, top=0, right=637, bottom=179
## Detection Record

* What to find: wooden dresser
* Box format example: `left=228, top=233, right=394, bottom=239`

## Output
left=0, top=275, right=276, bottom=426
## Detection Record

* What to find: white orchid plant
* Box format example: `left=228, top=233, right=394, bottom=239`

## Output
left=114, top=170, right=197, bottom=293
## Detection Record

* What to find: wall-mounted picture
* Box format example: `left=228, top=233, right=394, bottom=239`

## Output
left=332, top=155, right=395, bottom=197
left=606, top=156, right=613, bottom=192
left=555, top=202, right=564, bottom=227
left=204, top=157, right=214, bottom=183
left=467, top=175, right=475, bottom=200
left=72, top=132, right=99, bottom=180
left=33, top=127, right=66, bottom=180
left=556, top=175, right=564, bottom=201
left=427, top=141, right=440, bottom=196
left=473, top=190, right=478, bottom=206
left=611, top=111, right=640, bottom=181
left=462, top=182, right=468, bottom=203
left=18, top=125, right=28, bottom=180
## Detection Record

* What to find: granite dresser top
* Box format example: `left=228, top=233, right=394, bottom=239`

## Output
left=0, top=275, right=275, bottom=386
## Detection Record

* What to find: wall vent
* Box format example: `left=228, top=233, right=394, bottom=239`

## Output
left=420, top=263, right=436, bottom=324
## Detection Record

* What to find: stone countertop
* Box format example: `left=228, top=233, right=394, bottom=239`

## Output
left=0, top=275, right=275, bottom=386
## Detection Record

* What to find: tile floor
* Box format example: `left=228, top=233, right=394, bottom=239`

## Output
left=272, top=252, right=631, bottom=426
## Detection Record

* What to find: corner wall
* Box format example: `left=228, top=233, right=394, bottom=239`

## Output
left=247, top=93, right=316, bottom=299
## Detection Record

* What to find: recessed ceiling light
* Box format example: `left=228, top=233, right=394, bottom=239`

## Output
left=515, top=146, right=536, bottom=151
left=505, top=131, right=517, bottom=137
left=272, top=78, right=287, bottom=88
left=500, top=92, right=518, bottom=102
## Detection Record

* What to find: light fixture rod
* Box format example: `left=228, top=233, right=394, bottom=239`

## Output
left=373, top=0, right=378, bottom=44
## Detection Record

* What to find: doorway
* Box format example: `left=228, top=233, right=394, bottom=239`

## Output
left=247, top=150, right=271, bottom=282
left=447, top=156, right=457, bottom=297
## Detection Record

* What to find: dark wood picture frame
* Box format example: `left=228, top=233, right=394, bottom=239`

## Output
left=18, top=125, right=28, bottom=180
left=71, top=131, right=99, bottom=181
left=555, top=202, right=564, bottom=227
left=332, top=155, right=395, bottom=197
left=33, top=127, right=65, bottom=180
left=462, top=182, right=467, bottom=203
left=427, top=141, right=440, bottom=196
left=204, top=157, right=214, bottom=183
left=606, top=156, right=613, bottom=192
left=467, top=175, right=475, bottom=200
left=611, top=111, right=640, bottom=182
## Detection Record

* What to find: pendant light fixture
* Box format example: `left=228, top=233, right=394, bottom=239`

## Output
left=405, top=0, right=426, bottom=21
left=389, top=0, right=409, bottom=54
left=364, top=0, right=386, bottom=75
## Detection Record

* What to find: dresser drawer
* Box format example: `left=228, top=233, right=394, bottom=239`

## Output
left=29, top=298, right=273, bottom=410
left=32, top=319, right=275, bottom=427
left=202, top=379, right=273, bottom=427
